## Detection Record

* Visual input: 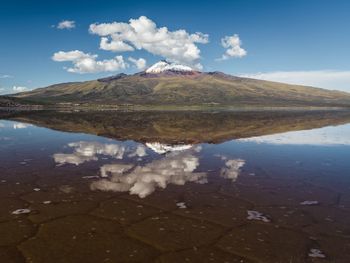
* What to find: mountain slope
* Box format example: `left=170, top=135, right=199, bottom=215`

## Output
left=11, top=61, right=350, bottom=107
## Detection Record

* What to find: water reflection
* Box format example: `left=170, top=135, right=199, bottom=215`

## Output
left=51, top=139, right=215, bottom=197
left=239, top=123, right=350, bottom=145
left=1, top=110, right=350, bottom=262
left=146, top=142, right=193, bottom=154
left=53, top=141, right=128, bottom=165
left=2, top=109, right=350, bottom=199
left=13, top=123, right=31, bottom=129
left=91, top=147, right=208, bottom=198
left=3, top=109, right=350, bottom=144
left=219, top=157, right=246, bottom=182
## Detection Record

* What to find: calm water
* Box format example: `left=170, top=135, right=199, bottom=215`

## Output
left=0, top=110, right=350, bottom=263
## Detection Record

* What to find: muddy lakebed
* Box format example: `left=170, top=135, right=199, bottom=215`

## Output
left=0, top=109, right=350, bottom=263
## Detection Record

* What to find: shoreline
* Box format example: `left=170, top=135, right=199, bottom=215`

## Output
left=0, top=104, right=349, bottom=112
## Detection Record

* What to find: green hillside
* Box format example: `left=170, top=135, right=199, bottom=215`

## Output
left=10, top=72, right=350, bottom=107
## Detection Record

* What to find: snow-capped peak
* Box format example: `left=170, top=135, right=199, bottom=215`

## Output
left=145, top=60, right=193, bottom=74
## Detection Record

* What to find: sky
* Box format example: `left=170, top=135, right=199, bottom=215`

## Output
left=1, top=0, right=350, bottom=94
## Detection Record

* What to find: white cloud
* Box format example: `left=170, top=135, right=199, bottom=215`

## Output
left=219, top=34, right=247, bottom=60
left=13, top=86, right=28, bottom=92
left=52, top=50, right=127, bottom=73
left=239, top=70, right=350, bottom=92
left=128, top=57, right=147, bottom=70
left=100, top=37, right=134, bottom=52
left=0, top=74, right=13, bottom=78
left=57, top=20, right=75, bottom=30
left=0, top=87, right=6, bottom=94
left=89, top=16, right=209, bottom=69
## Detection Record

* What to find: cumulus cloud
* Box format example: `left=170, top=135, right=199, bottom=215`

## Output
left=128, top=57, right=147, bottom=70
left=13, top=86, right=28, bottom=92
left=57, top=20, right=75, bottom=30
left=239, top=70, right=350, bottom=92
left=52, top=50, right=127, bottom=73
left=100, top=37, right=134, bottom=52
left=219, top=34, right=247, bottom=60
left=89, top=16, right=209, bottom=69
left=91, top=149, right=207, bottom=198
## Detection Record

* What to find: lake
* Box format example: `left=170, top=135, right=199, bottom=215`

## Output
left=0, top=109, right=350, bottom=262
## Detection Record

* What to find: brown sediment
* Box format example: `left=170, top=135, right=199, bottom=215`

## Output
left=0, top=167, right=348, bottom=262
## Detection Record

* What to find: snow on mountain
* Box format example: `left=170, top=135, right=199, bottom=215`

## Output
left=145, top=60, right=193, bottom=74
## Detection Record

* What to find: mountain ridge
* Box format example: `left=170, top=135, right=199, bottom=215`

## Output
left=8, top=60, right=350, bottom=107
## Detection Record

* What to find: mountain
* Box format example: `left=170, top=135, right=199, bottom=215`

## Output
left=9, top=60, right=350, bottom=107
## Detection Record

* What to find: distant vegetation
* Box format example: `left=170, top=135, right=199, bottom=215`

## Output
left=0, top=96, right=41, bottom=108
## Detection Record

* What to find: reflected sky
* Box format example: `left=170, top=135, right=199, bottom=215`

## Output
left=2, top=112, right=350, bottom=263
left=239, top=124, right=350, bottom=146
left=1, top=111, right=350, bottom=198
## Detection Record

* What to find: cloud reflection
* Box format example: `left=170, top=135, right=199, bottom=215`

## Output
left=53, top=153, right=97, bottom=166
left=128, top=145, right=147, bottom=157
left=13, top=123, right=31, bottom=129
left=53, top=141, right=129, bottom=166
left=53, top=140, right=245, bottom=197
left=91, top=149, right=207, bottom=198
left=220, top=158, right=245, bottom=182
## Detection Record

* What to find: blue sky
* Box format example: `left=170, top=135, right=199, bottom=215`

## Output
left=1, top=0, right=350, bottom=94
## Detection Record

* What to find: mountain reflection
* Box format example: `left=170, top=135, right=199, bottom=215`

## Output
left=3, top=109, right=350, bottom=144
left=3, top=109, right=350, bottom=197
